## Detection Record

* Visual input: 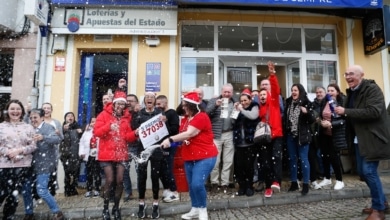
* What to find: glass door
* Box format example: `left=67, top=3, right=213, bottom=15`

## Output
left=286, top=60, right=301, bottom=98
left=226, top=66, right=252, bottom=100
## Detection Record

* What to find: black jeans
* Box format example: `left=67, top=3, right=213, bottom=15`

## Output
left=0, top=167, right=30, bottom=219
left=319, top=134, right=343, bottom=181
left=86, top=156, right=102, bottom=192
left=137, top=148, right=165, bottom=200
left=259, top=137, right=283, bottom=188
left=234, top=145, right=255, bottom=190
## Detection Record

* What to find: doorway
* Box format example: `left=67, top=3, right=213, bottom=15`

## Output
left=78, top=53, right=128, bottom=127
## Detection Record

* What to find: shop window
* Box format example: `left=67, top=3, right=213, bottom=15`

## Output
left=306, top=60, right=337, bottom=93
left=0, top=51, right=14, bottom=87
left=218, top=26, right=258, bottom=52
left=181, top=25, right=214, bottom=51
left=305, top=29, right=336, bottom=54
left=262, top=27, right=302, bottom=52
left=181, top=57, right=214, bottom=98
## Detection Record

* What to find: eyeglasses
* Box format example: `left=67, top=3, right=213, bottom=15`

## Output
left=344, top=72, right=355, bottom=78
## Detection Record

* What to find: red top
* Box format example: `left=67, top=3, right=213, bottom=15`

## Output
left=94, top=103, right=137, bottom=161
left=180, top=112, right=218, bottom=161
left=259, top=74, right=283, bottom=139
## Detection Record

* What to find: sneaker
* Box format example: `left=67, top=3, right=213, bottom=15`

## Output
left=271, top=182, right=280, bottom=192
left=22, top=214, right=35, bottom=220
left=162, top=189, right=170, bottom=199
left=52, top=211, right=64, bottom=220
left=311, top=181, right=322, bottom=190
left=163, top=191, right=179, bottom=203
left=93, top=190, right=100, bottom=198
left=137, top=203, right=146, bottom=219
left=318, top=178, right=332, bottom=187
left=84, top=191, right=92, bottom=198
left=334, top=180, right=345, bottom=190
left=151, top=204, right=160, bottom=219
left=236, top=188, right=245, bottom=196
left=264, top=188, right=273, bottom=198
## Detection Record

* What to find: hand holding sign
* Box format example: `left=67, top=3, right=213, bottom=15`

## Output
left=138, top=113, right=169, bottom=149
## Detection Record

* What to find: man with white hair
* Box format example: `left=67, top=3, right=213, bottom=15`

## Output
left=206, top=83, right=236, bottom=194
left=335, top=65, right=390, bottom=219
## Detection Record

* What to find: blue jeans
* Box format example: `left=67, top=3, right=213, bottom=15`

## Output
left=286, top=135, right=310, bottom=184
left=355, top=144, right=387, bottom=210
left=23, top=173, right=61, bottom=214
left=184, top=157, right=216, bottom=208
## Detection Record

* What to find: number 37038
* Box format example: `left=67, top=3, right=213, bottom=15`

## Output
left=140, top=121, right=164, bottom=138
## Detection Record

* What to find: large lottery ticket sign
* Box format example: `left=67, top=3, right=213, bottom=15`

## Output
left=138, top=113, right=168, bottom=149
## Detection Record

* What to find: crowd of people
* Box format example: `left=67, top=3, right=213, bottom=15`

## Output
left=0, top=63, right=389, bottom=220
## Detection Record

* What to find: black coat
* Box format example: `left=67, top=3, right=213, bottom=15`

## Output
left=283, top=97, right=316, bottom=146
left=344, top=79, right=390, bottom=161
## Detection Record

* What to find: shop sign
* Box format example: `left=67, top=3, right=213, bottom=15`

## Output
left=24, top=0, right=49, bottom=26
left=51, top=8, right=177, bottom=35
left=178, top=0, right=382, bottom=9
left=362, top=5, right=390, bottom=55
left=145, top=62, right=161, bottom=92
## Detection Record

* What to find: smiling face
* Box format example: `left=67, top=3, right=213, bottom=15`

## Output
left=221, top=85, right=233, bottom=98
left=240, top=94, right=252, bottom=108
left=327, top=86, right=338, bottom=99
left=42, top=103, right=52, bottom=118
left=8, top=103, right=23, bottom=122
left=113, top=101, right=126, bottom=116
left=291, top=85, right=300, bottom=100
left=30, top=112, right=44, bottom=128
left=345, top=65, right=364, bottom=89
left=102, top=94, right=112, bottom=106
left=315, top=87, right=326, bottom=101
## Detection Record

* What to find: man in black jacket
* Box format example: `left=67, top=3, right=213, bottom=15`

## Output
left=335, top=65, right=390, bottom=220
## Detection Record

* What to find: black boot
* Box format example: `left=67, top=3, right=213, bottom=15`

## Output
left=102, top=209, right=110, bottom=220
left=112, top=207, right=121, bottom=220
left=102, top=199, right=110, bottom=220
left=288, top=182, right=299, bottom=192
left=301, top=183, right=309, bottom=195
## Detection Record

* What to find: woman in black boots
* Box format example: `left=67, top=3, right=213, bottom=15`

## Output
left=94, top=91, right=138, bottom=220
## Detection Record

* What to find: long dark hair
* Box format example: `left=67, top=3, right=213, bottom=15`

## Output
left=291, top=83, right=310, bottom=103
left=3, top=99, right=26, bottom=122
left=327, top=83, right=345, bottom=104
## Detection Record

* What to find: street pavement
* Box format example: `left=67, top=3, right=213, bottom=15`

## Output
left=2, top=173, right=390, bottom=219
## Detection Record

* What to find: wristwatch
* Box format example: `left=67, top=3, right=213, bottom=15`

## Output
left=169, top=137, right=174, bottom=143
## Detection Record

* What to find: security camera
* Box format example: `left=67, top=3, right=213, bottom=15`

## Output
left=145, top=36, right=160, bottom=47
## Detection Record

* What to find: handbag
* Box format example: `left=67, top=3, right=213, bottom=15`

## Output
left=253, top=107, right=272, bottom=145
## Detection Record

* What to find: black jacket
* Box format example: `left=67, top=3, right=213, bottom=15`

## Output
left=344, top=79, right=390, bottom=161
left=283, top=97, right=316, bottom=146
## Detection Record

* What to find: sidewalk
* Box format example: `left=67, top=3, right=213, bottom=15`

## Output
left=3, top=173, right=390, bottom=219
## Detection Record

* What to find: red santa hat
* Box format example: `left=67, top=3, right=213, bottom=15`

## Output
left=113, top=91, right=127, bottom=103
left=242, top=88, right=251, bottom=96
left=182, top=91, right=200, bottom=105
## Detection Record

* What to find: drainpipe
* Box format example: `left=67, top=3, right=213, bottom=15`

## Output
left=37, top=33, right=48, bottom=107
left=32, top=28, right=42, bottom=109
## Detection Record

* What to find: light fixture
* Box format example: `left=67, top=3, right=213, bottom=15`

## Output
left=145, top=36, right=160, bottom=47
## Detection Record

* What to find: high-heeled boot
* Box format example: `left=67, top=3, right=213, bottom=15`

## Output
left=112, top=206, right=121, bottom=220
left=102, top=199, right=110, bottom=220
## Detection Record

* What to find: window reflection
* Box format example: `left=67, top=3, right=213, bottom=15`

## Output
left=218, top=26, right=258, bottom=52
left=262, top=27, right=302, bottom=52
left=306, top=60, right=337, bottom=93
left=305, top=29, right=335, bottom=54
left=181, top=25, right=214, bottom=51
left=181, top=57, right=214, bottom=96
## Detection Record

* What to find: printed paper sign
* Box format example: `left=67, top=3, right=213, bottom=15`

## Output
left=138, top=113, right=168, bottom=149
